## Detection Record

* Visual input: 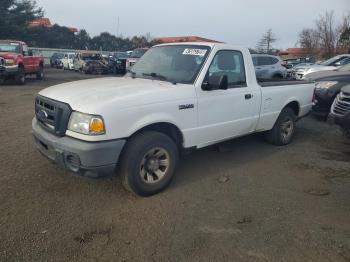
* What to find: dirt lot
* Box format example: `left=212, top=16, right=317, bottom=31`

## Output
left=0, top=68, right=349, bottom=262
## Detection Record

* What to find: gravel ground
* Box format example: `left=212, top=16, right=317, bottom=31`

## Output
left=0, top=68, right=349, bottom=262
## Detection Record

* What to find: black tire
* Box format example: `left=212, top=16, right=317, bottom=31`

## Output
left=265, top=107, right=296, bottom=145
left=15, top=66, right=25, bottom=85
left=36, top=65, right=44, bottom=80
left=119, top=131, right=178, bottom=196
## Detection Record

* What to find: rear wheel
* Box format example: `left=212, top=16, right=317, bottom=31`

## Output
left=119, top=131, right=178, bottom=196
left=36, top=65, right=44, bottom=80
left=15, top=66, right=25, bottom=85
left=265, top=107, right=296, bottom=145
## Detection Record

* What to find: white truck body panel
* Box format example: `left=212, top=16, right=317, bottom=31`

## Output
left=39, top=42, right=315, bottom=148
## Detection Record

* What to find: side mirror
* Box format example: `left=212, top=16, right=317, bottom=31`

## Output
left=334, top=61, right=341, bottom=67
left=202, top=75, right=228, bottom=91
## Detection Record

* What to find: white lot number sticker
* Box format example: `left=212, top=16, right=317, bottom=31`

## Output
left=182, top=48, right=207, bottom=57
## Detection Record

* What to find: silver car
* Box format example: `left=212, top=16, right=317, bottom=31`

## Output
left=252, top=54, right=287, bottom=79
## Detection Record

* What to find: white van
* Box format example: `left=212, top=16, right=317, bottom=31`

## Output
left=61, top=52, right=75, bottom=70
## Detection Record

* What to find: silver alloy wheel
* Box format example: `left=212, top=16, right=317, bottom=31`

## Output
left=281, top=116, right=294, bottom=143
left=139, top=147, right=170, bottom=184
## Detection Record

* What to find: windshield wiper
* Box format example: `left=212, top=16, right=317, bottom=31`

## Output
left=142, top=72, right=168, bottom=80
left=142, top=72, right=177, bottom=85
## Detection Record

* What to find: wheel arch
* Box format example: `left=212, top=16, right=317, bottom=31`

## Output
left=283, top=100, right=300, bottom=117
left=130, top=122, right=184, bottom=149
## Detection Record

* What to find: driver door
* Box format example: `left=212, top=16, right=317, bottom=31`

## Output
left=195, top=50, right=260, bottom=147
left=22, top=45, right=33, bottom=73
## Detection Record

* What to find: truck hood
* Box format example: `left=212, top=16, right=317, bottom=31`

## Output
left=39, top=77, right=194, bottom=114
left=305, top=66, right=336, bottom=75
left=295, top=64, right=323, bottom=71
left=0, top=52, right=18, bottom=59
left=305, top=70, right=350, bottom=81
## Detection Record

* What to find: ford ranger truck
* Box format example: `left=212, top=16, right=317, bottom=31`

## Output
left=0, top=40, right=44, bottom=85
left=32, top=43, right=315, bottom=196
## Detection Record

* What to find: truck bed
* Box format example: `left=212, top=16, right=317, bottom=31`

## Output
left=258, top=78, right=312, bottom=87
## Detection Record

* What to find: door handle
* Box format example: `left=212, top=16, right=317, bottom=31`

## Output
left=245, top=94, right=253, bottom=100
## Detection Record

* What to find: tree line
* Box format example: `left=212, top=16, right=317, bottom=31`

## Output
left=0, top=0, right=157, bottom=51
left=255, top=11, right=350, bottom=58
left=298, top=11, right=350, bottom=58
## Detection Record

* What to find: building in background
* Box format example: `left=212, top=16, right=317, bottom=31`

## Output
left=154, top=36, right=222, bottom=44
left=28, top=18, right=78, bottom=33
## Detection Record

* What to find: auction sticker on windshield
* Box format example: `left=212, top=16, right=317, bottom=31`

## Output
left=182, top=48, right=207, bottom=57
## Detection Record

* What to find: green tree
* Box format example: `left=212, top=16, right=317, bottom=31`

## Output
left=74, top=29, right=91, bottom=50
left=0, top=0, right=43, bottom=39
left=256, top=29, right=277, bottom=54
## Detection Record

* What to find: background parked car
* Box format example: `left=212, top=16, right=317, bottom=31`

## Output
left=108, top=51, right=129, bottom=74
left=293, top=54, right=350, bottom=79
left=330, top=84, right=350, bottom=138
left=61, top=52, right=75, bottom=70
left=50, top=52, right=64, bottom=68
left=73, top=52, right=94, bottom=72
left=284, top=57, right=315, bottom=69
left=126, top=48, right=148, bottom=72
left=251, top=54, right=287, bottom=79
left=82, top=54, right=109, bottom=75
left=306, top=63, right=350, bottom=119
left=0, top=40, right=44, bottom=85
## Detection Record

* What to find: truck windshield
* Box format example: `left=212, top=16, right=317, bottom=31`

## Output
left=130, top=45, right=211, bottom=84
left=0, top=42, right=20, bottom=53
left=130, top=49, right=147, bottom=58
left=114, top=52, right=128, bottom=59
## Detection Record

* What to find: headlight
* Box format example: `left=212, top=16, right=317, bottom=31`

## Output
left=68, top=112, right=105, bottom=135
left=5, top=59, right=15, bottom=66
left=315, top=81, right=338, bottom=90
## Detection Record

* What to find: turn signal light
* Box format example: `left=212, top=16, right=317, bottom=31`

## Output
left=89, top=118, right=105, bottom=134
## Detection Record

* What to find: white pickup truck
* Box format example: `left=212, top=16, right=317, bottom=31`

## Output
left=32, top=42, right=315, bottom=196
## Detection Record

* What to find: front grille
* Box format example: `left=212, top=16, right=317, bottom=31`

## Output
left=331, top=91, right=350, bottom=117
left=35, top=95, right=72, bottom=137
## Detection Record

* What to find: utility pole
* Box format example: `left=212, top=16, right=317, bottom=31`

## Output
left=117, top=16, right=120, bottom=37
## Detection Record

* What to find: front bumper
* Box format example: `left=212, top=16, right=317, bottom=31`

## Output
left=312, top=93, right=335, bottom=116
left=0, top=65, right=19, bottom=77
left=32, top=118, right=126, bottom=178
left=329, top=112, right=350, bottom=130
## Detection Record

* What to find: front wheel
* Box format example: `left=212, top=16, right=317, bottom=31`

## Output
left=119, top=131, right=178, bottom=196
left=15, top=66, right=25, bottom=85
left=265, top=107, right=296, bottom=145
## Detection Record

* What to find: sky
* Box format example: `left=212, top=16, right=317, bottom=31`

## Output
left=35, top=0, right=349, bottom=49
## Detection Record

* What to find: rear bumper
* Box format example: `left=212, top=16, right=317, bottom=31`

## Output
left=32, top=118, right=126, bottom=178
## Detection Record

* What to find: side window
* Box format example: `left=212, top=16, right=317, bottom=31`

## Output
left=207, top=50, right=246, bottom=88
left=258, top=56, right=271, bottom=66
left=252, top=57, right=258, bottom=66
left=271, top=57, right=279, bottom=64
left=22, top=45, right=29, bottom=56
